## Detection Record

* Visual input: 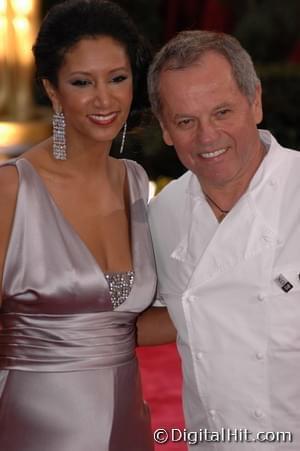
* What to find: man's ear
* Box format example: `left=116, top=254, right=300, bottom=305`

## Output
left=252, top=83, right=263, bottom=125
left=42, top=79, right=60, bottom=111
left=159, top=120, right=173, bottom=147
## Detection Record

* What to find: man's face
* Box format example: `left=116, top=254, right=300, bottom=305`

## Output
left=158, top=51, right=263, bottom=190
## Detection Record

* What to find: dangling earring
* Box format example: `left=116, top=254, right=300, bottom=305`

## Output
left=53, top=110, right=67, bottom=160
left=119, top=122, right=127, bottom=154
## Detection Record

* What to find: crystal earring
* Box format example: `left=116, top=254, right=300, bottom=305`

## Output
left=119, top=122, right=127, bottom=154
left=53, top=111, right=67, bottom=160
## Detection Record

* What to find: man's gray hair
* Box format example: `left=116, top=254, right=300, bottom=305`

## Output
left=148, top=30, right=261, bottom=118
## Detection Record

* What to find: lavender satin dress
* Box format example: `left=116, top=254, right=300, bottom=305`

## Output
left=0, top=158, right=156, bottom=451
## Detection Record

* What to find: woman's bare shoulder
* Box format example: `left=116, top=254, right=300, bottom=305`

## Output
left=0, top=139, right=50, bottom=189
left=0, top=164, right=19, bottom=242
left=0, top=164, right=19, bottom=201
left=0, top=164, right=19, bottom=300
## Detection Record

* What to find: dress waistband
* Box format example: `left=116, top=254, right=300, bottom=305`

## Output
left=0, top=311, right=138, bottom=372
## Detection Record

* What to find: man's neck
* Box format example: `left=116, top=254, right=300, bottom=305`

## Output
left=199, top=141, right=267, bottom=221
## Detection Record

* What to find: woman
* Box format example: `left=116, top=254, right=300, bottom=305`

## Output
left=0, top=1, right=156, bottom=449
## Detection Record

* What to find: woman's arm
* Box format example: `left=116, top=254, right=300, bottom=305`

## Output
left=137, top=306, right=177, bottom=346
left=0, top=165, right=19, bottom=305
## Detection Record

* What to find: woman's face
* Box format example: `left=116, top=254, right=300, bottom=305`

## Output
left=45, top=36, right=133, bottom=151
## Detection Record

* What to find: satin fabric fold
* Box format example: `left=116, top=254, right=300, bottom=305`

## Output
left=0, top=311, right=137, bottom=371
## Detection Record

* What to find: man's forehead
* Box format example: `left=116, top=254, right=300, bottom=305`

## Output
left=159, top=54, right=235, bottom=95
left=162, top=50, right=231, bottom=72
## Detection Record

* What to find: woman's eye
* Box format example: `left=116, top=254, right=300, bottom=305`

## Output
left=111, top=75, right=128, bottom=83
left=71, top=79, right=91, bottom=87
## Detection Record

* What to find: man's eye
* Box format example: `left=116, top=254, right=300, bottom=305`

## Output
left=216, top=109, right=230, bottom=118
left=71, top=79, right=91, bottom=87
left=177, top=119, right=193, bottom=128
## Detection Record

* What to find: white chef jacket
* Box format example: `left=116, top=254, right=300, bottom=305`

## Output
left=148, top=130, right=300, bottom=450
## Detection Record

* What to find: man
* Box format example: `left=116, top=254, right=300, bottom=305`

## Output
left=147, top=30, right=300, bottom=449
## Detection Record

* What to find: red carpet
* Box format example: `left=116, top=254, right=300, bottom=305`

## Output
left=137, top=343, right=187, bottom=450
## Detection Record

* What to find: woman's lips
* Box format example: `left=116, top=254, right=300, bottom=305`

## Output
left=88, top=112, right=118, bottom=126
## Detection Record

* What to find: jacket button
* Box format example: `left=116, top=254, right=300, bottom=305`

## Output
left=196, top=352, right=203, bottom=360
left=257, top=293, right=265, bottom=302
left=268, top=178, right=277, bottom=188
left=254, top=409, right=264, bottom=418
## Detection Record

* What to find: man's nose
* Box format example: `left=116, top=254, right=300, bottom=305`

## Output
left=197, top=120, right=219, bottom=145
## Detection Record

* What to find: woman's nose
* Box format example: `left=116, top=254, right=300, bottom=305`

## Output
left=93, top=84, right=112, bottom=109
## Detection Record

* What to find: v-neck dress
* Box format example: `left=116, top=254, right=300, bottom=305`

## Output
left=0, top=158, right=157, bottom=451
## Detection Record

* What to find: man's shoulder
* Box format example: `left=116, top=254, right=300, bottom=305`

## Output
left=283, top=146, right=300, bottom=162
left=150, top=170, right=192, bottom=211
left=268, top=132, right=300, bottom=162
left=276, top=138, right=300, bottom=154
left=281, top=147, right=300, bottom=194
left=267, top=139, right=300, bottom=202
left=275, top=142, right=300, bottom=176
left=262, top=132, right=300, bottom=184
left=149, top=171, right=193, bottom=253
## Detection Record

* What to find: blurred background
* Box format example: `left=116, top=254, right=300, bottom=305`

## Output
left=1, top=0, right=300, bottom=177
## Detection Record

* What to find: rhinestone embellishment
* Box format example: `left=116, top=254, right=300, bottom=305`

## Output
left=53, top=112, right=67, bottom=160
left=104, top=271, right=134, bottom=309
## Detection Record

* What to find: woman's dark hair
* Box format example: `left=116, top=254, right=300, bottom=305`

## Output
left=32, top=0, right=152, bottom=120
